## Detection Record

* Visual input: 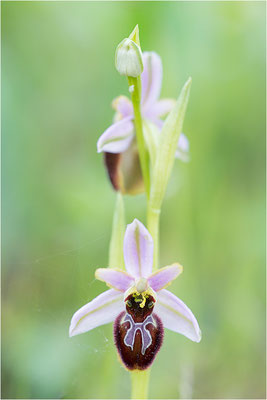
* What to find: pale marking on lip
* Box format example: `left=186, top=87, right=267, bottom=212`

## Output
left=122, top=313, right=156, bottom=355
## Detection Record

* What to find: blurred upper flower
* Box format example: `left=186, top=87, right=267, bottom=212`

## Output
left=97, top=52, right=190, bottom=194
left=69, top=219, right=201, bottom=370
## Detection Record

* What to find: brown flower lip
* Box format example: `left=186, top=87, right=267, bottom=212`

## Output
left=114, top=294, right=164, bottom=370
left=104, top=143, right=144, bottom=195
left=104, top=152, right=121, bottom=191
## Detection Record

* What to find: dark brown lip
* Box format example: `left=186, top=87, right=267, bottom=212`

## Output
left=104, top=152, right=121, bottom=191
left=114, top=311, right=164, bottom=371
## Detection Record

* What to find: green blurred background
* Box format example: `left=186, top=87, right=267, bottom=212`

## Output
left=2, top=1, right=266, bottom=399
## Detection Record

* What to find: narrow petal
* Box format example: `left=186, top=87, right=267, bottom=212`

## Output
left=148, top=263, right=183, bottom=292
left=175, top=133, right=190, bottom=162
left=146, top=98, right=176, bottom=119
left=95, top=268, right=134, bottom=292
left=69, top=289, right=124, bottom=337
left=112, top=95, right=133, bottom=118
left=124, top=219, right=154, bottom=278
left=154, top=289, right=201, bottom=342
left=141, top=52, right=163, bottom=110
left=97, top=116, right=134, bottom=153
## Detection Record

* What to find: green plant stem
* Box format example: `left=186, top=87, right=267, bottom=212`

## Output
left=128, top=76, right=150, bottom=198
left=109, top=193, right=125, bottom=268
left=147, top=204, right=160, bottom=271
left=131, top=369, right=150, bottom=399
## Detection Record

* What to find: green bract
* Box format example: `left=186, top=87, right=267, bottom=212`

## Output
left=149, top=77, right=192, bottom=211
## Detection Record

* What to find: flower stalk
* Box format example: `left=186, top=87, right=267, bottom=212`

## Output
left=131, top=369, right=150, bottom=399
left=147, top=206, right=160, bottom=271
left=128, top=75, right=150, bottom=198
left=109, top=192, right=125, bottom=269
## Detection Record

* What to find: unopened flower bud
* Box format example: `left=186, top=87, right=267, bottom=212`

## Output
left=115, top=38, right=143, bottom=78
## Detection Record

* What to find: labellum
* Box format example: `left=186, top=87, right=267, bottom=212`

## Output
left=114, top=293, right=164, bottom=370
left=104, top=140, right=144, bottom=195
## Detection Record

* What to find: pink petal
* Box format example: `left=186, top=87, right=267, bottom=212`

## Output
left=148, top=263, right=183, bottom=292
left=112, top=95, right=133, bottom=118
left=97, top=116, right=134, bottom=153
left=123, top=219, right=154, bottom=278
left=141, top=52, right=163, bottom=110
left=154, top=289, right=201, bottom=342
left=175, top=133, right=190, bottom=162
left=95, top=268, right=134, bottom=292
left=69, top=289, right=124, bottom=337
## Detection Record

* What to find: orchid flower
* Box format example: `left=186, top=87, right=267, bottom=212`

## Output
left=97, top=52, right=190, bottom=194
left=69, top=219, right=201, bottom=370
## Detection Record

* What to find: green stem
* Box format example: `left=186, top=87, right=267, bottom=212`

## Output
left=147, top=204, right=160, bottom=271
left=109, top=193, right=125, bottom=268
left=131, top=369, right=150, bottom=399
left=128, top=76, right=150, bottom=198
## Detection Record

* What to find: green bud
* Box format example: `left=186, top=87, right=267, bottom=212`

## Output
left=115, top=26, right=143, bottom=78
